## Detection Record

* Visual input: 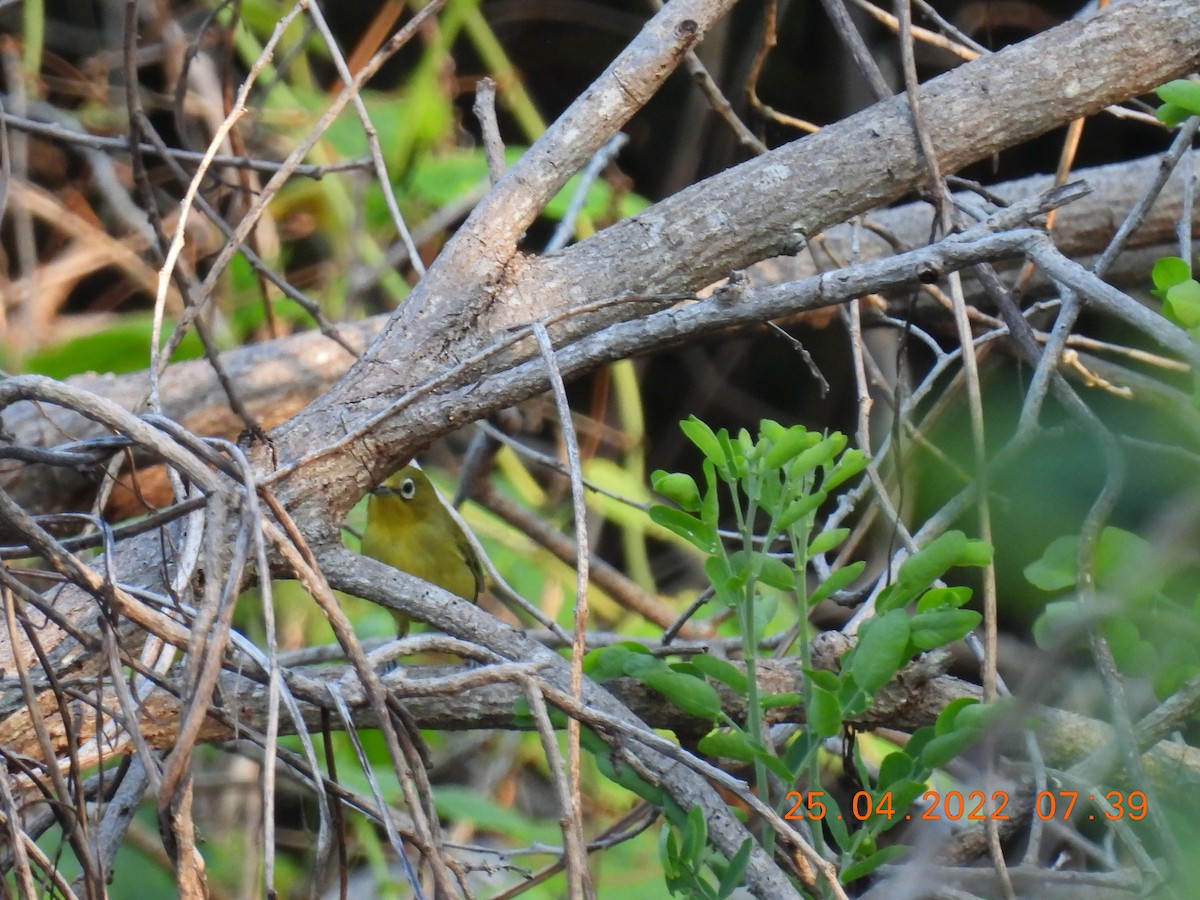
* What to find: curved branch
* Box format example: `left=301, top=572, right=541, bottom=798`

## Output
left=265, top=0, right=1200, bottom=528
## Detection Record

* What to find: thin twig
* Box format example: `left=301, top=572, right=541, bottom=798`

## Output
left=818, top=0, right=892, bottom=101
left=0, top=109, right=369, bottom=176
left=895, top=3, right=1008, bottom=892
left=305, top=0, right=425, bottom=279
left=473, top=76, right=506, bottom=185
left=532, top=321, right=595, bottom=898
left=546, top=133, right=628, bottom=252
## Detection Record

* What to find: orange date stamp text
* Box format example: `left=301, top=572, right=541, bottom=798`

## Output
left=782, top=790, right=1148, bottom=822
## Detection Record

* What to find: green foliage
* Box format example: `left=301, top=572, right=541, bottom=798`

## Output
left=411, top=146, right=650, bottom=222
left=1027, top=526, right=1200, bottom=697
left=587, top=643, right=724, bottom=720
left=21, top=314, right=205, bottom=378
left=612, top=416, right=996, bottom=893
left=660, top=805, right=752, bottom=899
left=1151, top=256, right=1200, bottom=340
left=434, top=786, right=563, bottom=845
left=876, top=532, right=991, bottom=612
left=1156, top=79, right=1200, bottom=127
left=1152, top=79, right=1200, bottom=411
left=12, top=0, right=651, bottom=384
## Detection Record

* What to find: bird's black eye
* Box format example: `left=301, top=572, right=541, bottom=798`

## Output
left=399, top=477, right=417, bottom=500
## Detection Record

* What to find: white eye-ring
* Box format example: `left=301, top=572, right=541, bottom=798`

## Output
left=399, top=477, right=417, bottom=500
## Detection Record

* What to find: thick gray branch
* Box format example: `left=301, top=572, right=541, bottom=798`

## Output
left=269, top=0, right=1200, bottom=531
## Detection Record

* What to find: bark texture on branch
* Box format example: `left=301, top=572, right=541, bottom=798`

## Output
left=265, top=0, right=1200, bottom=532
left=3, top=144, right=1194, bottom=515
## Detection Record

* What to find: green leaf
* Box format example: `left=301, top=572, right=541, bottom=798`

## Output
left=1166, top=279, right=1200, bottom=328
left=1157, top=80, right=1200, bottom=117
left=788, top=439, right=838, bottom=480
left=878, top=532, right=976, bottom=612
left=652, top=470, right=703, bottom=512
left=958, top=540, right=993, bottom=568
left=645, top=670, right=723, bottom=720
left=1024, top=535, right=1078, bottom=591
left=726, top=549, right=754, bottom=581
left=1026, top=527, right=1163, bottom=601
left=886, top=779, right=930, bottom=826
left=680, top=416, right=726, bottom=469
left=669, top=661, right=703, bottom=680
left=660, top=826, right=681, bottom=875
left=902, top=532, right=969, bottom=581
left=431, top=787, right=551, bottom=843
left=809, top=561, right=866, bottom=606
left=808, top=527, right=849, bottom=557
left=1152, top=255, right=1193, bottom=292
left=683, top=805, right=707, bottom=863
left=757, top=749, right=797, bottom=785
left=837, top=675, right=871, bottom=717
left=1100, top=616, right=1143, bottom=665
left=761, top=691, right=802, bottom=709
left=919, top=728, right=984, bottom=769
left=805, top=667, right=841, bottom=693
left=918, top=725, right=982, bottom=768
left=512, top=695, right=533, bottom=728
left=719, top=429, right=743, bottom=480
left=823, top=795, right=851, bottom=847
left=591, top=742, right=665, bottom=804
left=934, top=698, right=980, bottom=736
left=701, top=459, right=719, bottom=524
left=909, top=608, right=981, bottom=650
left=763, top=425, right=818, bottom=468
left=1032, top=599, right=1091, bottom=650
left=689, top=654, right=749, bottom=693
left=584, top=644, right=639, bottom=680
left=26, top=313, right=205, bottom=378
left=783, top=729, right=820, bottom=772
left=621, top=651, right=662, bottom=679
left=849, top=610, right=910, bottom=692
left=877, top=751, right=914, bottom=789
left=736, top=427, right=756, bottom=464
left=809, top=684, right=844, bottom=737
left=698, top=730, right=757, bottom=762
left=776, top=492, right=824, bottom=531
left=824, top=448, right=866, bottom=491
left=756, top=467, right=784, bottom=511
left=916, top=586, right=973, bottom=612
left=952, top=698, right=1008, bottom=732
left=758, top=419, right=787, bottom=443
left=840, top=846, right=909, bottom=884
left=717, top=838, right=753, bottom=897
left=736, top=426, right=754, bottom=451
left=406, top=146, right=493, bottom=205
left=902, top=724, right=935, bottom=763
left=758, top=554, right=797, bottom=591
left=705, top=555, right=742, bottom=605
left=1158, top=103, right=1195, bottom=127
left=650, top=506, right=719, bottom=554
left=1093, top=528, right=1161, bottom=596
left=543, top=167, right=652, bottom=221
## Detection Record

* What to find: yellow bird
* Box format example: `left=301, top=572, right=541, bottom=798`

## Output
left=361, top=465, right=485, bottom=636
